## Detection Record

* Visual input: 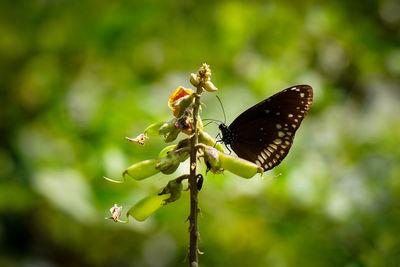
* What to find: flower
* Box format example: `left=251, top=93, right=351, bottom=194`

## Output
left=168, top=86, right=194, bottom=117
left=125, top=134, right=147, bottom=145
left=105, top=204, right=123, bottom=222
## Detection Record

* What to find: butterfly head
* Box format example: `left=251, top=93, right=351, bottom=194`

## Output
left=219, top=123, right=237, bottom=145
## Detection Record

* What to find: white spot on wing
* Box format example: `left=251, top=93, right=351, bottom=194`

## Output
left=270, top=144, right=278, bottom=150
left=273, top=139, right=282, bottom=145
left=264, top=149, right=271, bottom=157
left=261, top=151, right=267, bottom=159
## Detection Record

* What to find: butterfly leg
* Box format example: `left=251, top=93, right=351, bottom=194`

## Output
left=214, top=133, right=222, bottom=148
left=224, top=144, right=232, bottom=154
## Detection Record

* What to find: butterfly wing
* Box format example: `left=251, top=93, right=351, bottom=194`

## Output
left=229, top=85, right=313, bottom=171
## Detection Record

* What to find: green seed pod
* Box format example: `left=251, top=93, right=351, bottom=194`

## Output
left=190, top=73, right=200, bottom=86
left=144, top=121, right=166, bottom=136
left=127, top=192, right=171, bottom=222
left=199, top=130, right=224, bottom=152
left=123, top=159, right=161, bottom=180
left=156, top=151, right=181, bottom=175
left=203, top=145, right=223, bottom=174
left=218, top=153, right=263, bottom=179
left=204, top=81, right=218, bottom=92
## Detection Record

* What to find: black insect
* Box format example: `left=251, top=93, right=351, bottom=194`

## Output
left=219, top=85, right=313, bottom=171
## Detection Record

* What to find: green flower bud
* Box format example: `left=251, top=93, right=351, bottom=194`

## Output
left=156, top=151, right=180, bottom=175
left=219, top=153, right=262, bottom=179
left=123, top=159, right=161, bottom=180
left=190, top=73, right=200, bottom=86
left=204, top=81, right=218, bottom=92
left=127, top=192, right=171, bottom=222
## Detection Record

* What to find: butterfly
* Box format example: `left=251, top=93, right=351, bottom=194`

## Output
left=219, top=85, right=313, bottom=171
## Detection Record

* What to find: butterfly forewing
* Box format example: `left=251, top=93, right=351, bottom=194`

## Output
left=227, top=85, right=313, bottom=171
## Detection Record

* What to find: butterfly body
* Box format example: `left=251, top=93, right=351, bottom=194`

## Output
left=220, top=85, right=313, bottom=171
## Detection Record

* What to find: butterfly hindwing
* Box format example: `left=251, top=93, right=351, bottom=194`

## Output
left=226, top=85, right=313, bottom=171
left=231, top=117, right=295, bottom=171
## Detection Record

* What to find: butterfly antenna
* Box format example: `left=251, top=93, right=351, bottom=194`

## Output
left=216, top=95, right=226, bottom=124
left=203, top=120, right=220, bottom=128
left=202, top=118, right=224, bottom=124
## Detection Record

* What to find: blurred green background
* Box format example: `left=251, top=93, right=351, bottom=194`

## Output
left=1, top=0, right=400, bottom=266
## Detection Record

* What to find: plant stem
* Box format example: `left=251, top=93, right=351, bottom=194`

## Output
left=188, top=86, right=202, bottom=266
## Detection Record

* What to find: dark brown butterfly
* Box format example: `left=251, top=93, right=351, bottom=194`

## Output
left=219, top=85, right=313, bottom=171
